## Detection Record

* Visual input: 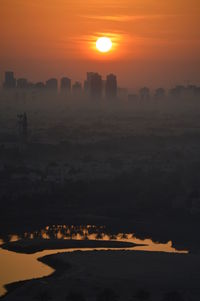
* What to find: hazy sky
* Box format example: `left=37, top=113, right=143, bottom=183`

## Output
left=0, top=0, right=200, bottom=89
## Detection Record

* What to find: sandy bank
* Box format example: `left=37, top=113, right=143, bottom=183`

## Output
left=2, top=249, right=200, bottom=301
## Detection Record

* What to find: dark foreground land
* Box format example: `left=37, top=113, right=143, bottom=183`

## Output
left=1, top=100, right=200, bottom=253
left=2, top=250, right=200, bottom=301
left=1, top=100, right=200, bottom=300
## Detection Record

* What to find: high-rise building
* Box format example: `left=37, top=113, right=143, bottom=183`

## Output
left=35, top=82, right=45, bottom=89
left=86, top=72, right=95, bottom=82
left=169, top=85, right=185, bottom=98
left=87, top=72, right=102, bottom=99
left=84, top=79, right=89, bottom=95
left=84, top=72, right=94, bottom=96
left=105, top=74, right=117, bottom=99
left=17, top=78, right=28, bottom=89
left=60, top=77, right=71, bottom=94
left=139, top=87, right=150, bottom=100
left=72, top=81, right=82, bottom=96
left=46, top=78, right=58, bottom=91
left=155, top=88, right=165, bottom=100
left=3, top=71, right=16, bottom=89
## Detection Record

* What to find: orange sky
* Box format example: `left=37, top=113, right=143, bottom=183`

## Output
left=0, top=0, right=200, bottom=89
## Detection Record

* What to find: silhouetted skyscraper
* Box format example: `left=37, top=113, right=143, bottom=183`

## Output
left=105, top=74, right=117, bottom=99
left=84, top=79, right=89, bottom=95
left=3, top=71, right=16, bottom=89
left=87, top=72, right=102, bottom=99
left=155, top=88, right=165, bottom=100
left=35, top=82, right=45, bottom=89
left=46, top=78, right=58, bottom=91
left=72, top=81, right=82, bottom=96
left=170, top=85, right=185, bottom=98
left=84, top=72, right=94, bottom=96
left=17, top=78, right=28, bottom=89
left=87, top=72, right=95, bottom=81
left=139, top=87, right=150, bottom=100
left=60, top=77, right=71, bottom=94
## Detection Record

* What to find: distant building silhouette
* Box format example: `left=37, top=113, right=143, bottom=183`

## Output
left=84, top=79, right=89, bottom=96
left=86, top=72, right=95, bottom=82
left=72, top=81, right=82, bottom=96
left=60, top=77, right=71, bottom=94
left=3, top=71, right=16, bottom=89
left=17, top=78, right=28, bottom=89
left=169, top=85, right=185, bottom=98
left=185, top=85, right=197, bottom=98
left=155, top=88, right=165, bottom=100
left=46, top=78, right=58, bottom=92
left=105, top=74, right=117, bottom=99
left=194, top=86, right=200, bottom=97
left=35, top=82, right=45, bottom=89
left=84, top=72, right=94, bottom=97
left=87, top=72, right=103, bottom=99
left=139, top=87, right=150, bottom=100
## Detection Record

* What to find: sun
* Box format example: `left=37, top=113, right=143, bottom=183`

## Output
left=96, top=37, right=112, bottom=53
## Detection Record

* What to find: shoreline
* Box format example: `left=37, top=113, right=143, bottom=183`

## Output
left=0, top=239, right=190, bottom=300
left=1, top=249, right=195, bottom=301
left=1, top=238, right=139, bottom=254
left=1, top=252, right=71, bottom=300
left=0, top=239, right=140, bottom=299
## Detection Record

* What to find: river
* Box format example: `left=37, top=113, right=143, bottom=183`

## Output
left=0, top=226, right=188, bottom=297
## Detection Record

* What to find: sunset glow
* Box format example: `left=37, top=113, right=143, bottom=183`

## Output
left=0, top=0, right=200, bottom=87
left=96, top=37, right=112, bottom=53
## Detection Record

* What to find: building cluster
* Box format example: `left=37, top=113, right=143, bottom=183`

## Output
left=2, top=71, right=200, bottom=100
left=128, top=85, right=200, bottom=101
left=2, top=71, right=118, bottom=100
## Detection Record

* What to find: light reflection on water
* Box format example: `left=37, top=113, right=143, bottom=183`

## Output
left=14, top=225, right=188, bottom=254
left=0, top=225, right=188, bottom=297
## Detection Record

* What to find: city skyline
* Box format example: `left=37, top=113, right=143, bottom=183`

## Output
left=0, top=0, right=200, bottom=89
left=2, top=70, right=200, bottom=100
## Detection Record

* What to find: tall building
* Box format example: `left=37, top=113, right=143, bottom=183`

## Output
left=169, top=85, right=185, bottom=98
left=72, top=81, right=82, bottom=96
left=87, top=72, right=102, bottom=99
left=46, top=78, right=58, bottom=91
left=139, top=87, right=150, bottom=100
left=155, top=88, right=165, bottom=100
left=84, top=79, right=89, bottom=95
left=84, top=72, right=94, bottom=96
left=105, top=74, right=117, bottom=99
left=60, top=77, right=71, bottom=94
left=17, top=78, right=28, bottom=89
left=35, top=82, right=45, bottom=89
left=3, top=71, right=16, bottom=89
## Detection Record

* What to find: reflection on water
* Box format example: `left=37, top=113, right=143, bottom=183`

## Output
left=0, top=225, right=188, bottom=297
left=4, top=224, right=188, bottom=253
left=0, top=248, right=53, bottom=297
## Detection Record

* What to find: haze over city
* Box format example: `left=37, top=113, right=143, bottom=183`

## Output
left=0, top=1, right=200, bottom=301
